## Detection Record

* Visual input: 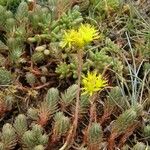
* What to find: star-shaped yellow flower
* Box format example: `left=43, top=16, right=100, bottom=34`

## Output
left=82, top=71, right=107, bottom=96
left=78, top=24, right=100, bottom=44
left=60, top=29, right=78, bottom=48
left=60, top=24, right=100, bottom=48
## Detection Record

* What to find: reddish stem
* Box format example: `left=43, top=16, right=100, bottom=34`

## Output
left=59, top=50, right=83, bottom=150
left=108, top=133, right=118, bottom=150
left=118, top=123, right=138, bottom=148
left=99, top=107, right=113, bottom=125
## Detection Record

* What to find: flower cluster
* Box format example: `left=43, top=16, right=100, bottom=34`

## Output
left=82, top=71, right=107, bottom=96
left=60, top=24, right=100, bottom=48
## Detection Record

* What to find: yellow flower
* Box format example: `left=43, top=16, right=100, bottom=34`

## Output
left=60, top=29, right=79, bottom=48
left=82, top=71, right=107, bottom=96
left=78, top=23, right=100, bottom=44
left=72, top=32, right=85, bottom=48
left=60, top=24, right=100, bottom=48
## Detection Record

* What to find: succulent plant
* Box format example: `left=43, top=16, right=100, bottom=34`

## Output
left=87, top=50, right=123, bottom=74
left=60, top=84, right=78, bottom=109
left=0, top=92, right=15, bottom=117
left=28, top=87, right=59, bottom=126
left=0, top=68, right=12, bottom=85
left=143, top=124, right=150, bottom=137
left=58, top=5, right=83, bottom=29
left=52, top=111, right=70, bottom=141
left=55, top=62, right=71, bottom=79
left=0, top=0, right=22, bottom=13
left=90, top=0, right=120, bottom=14
left=25, top=72, right=37, bottom=85
left=27, top=107, right=39, bottom=121
left=87, top=123, right=103, bottom=150
left=0, top=5, right=13, bottom=30
left=13, top=114, right=28, bottom=137
left=31, top=52, right=45, bottom=64
left=0, top=0, right=149, bottom=150
left=132, top=142, right=149, bottom=150
left=79, top=94, right=90, bottom=117
left=99, top=86, right=127, bottom=125
left=108, top=105, right=143, bottom=149
left=22, top=124, right=48, bottom=150
left=33, top=145, right=44, bottom=150
left=15, top=1, right=29, bottom=22
left=0, top=123, right=17, bottom=150
left=111, top=107, right=139, bottom=135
